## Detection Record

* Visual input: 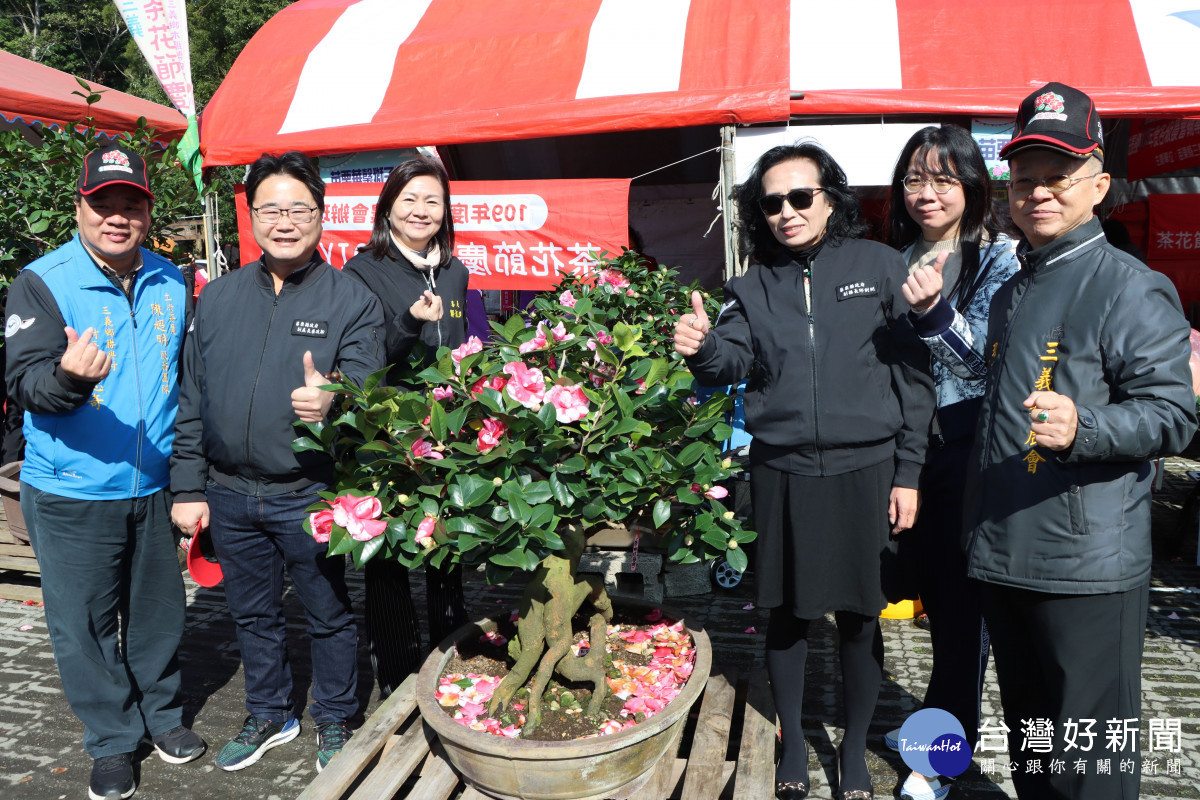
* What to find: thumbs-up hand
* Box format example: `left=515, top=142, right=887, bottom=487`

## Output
left=901, top=250, right=947, bottom=314
left=410, top=290, right=444, bottom=322
left=291, top=350, right=335, bottom=423
left=60, top=326, right=112, bottom=382
left=674, top=291, right=711, bottom=357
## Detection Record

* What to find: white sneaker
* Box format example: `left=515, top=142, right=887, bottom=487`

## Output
left=884, top=726, right=901, bottom=751
left=900, top=772, right=951, bottom=800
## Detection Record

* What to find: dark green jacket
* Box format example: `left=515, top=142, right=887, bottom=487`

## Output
left=965, top=219, right=1197, bottom=593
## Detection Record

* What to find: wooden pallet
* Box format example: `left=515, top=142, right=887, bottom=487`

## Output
left=0, top=476, right=41, bottom=602
left=299, top=668, right=776, bottom=800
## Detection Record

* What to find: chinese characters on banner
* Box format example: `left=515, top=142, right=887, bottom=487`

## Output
left=235, top=180, right=631, bottom=291
left=1127, top=118, right=1200, bottom=181
left=972, top=716, right=1184, bottom=779
left=1147, top=194, right=1200, bottom=260
left=112, top=0, right=194, bottom=117
left=971, top=118, right=1015, bottom=182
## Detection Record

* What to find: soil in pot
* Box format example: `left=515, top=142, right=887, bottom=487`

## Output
left=433, top=606, right=696, bottom=742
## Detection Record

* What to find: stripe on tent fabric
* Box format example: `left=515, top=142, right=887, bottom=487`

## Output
left=575, top=0, right=693, bottom=99
left=793, top=0, right=902, bottom=91
left=371, top=0, right=605, bottom=123
left=1129, top=0, right=1200, bottom=86
left=278, top=0, right=434, bottom=135
left=895, top=0, right=1149, bottom=89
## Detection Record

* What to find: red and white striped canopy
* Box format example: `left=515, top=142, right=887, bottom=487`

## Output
left=199, top=0, right=1200, bottom=166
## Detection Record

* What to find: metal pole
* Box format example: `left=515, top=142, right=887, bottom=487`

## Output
left=719, top=125, right=742, bottom=280
left=203, top=193, right=217, bottom=278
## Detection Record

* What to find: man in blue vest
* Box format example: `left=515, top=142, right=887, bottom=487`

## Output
left=5, top=144, right=205, bottom=800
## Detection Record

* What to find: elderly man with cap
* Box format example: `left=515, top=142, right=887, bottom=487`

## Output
left=947, top=83, right=1195, bottom=799
left=4, top=144, right=204, bottom=800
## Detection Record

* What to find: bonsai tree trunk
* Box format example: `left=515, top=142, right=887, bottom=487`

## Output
left=486, top=526, right=613, bottom=733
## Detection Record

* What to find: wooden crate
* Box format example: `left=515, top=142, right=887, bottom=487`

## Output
left=299, top=669, right=776, bottom=800
left=0, top=465, right=41, bottom=602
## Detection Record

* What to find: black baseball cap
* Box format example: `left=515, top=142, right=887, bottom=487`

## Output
left=77, top=143, right=154, bottom=200
left=1000, top=82, right=1104, bottom=160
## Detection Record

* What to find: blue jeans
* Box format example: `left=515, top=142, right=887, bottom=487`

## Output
left=206, top=482, right=357, bottom=725
left=22, top=484, right=184, bottom=757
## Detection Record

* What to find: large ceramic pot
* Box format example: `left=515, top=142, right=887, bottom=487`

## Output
left=415, top=599, right=712, bottom=800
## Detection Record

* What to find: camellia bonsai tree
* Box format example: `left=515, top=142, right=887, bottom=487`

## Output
left=299, top=251, right=753, bottom=735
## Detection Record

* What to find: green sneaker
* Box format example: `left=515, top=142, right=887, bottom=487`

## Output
left=315, top=720, right=352, bottom=773
left=215, top=716, right=299, bottom=771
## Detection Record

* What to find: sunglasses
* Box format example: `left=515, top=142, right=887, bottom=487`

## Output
left=758, top=188, right=824, bottom=216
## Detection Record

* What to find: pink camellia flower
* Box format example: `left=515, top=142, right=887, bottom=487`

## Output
left=450, top=335, right=483, bottom=374
left=309, top=508, right=336, bottom=543
left=598, top=268, right=630, bottom=290
left=596, top=329, right=614, bottom=345
left=432, top=386, right=454, bottom=401
left=634, top=377, right=646, bottom=395
left=470, top=374, right=508, bottom=395
left=549, top=321, right=574, bottom=343
left=517, top=324, right=549, bottom=354
left=544, top=383, right=590, bottom=423
left=477, top=417, right=507, bottom=453
left=415, top=515, right=437, bottom=548
left=586, top=338, right=597, bottom=351
left=705, top=485, right=729, bottom=499
left=330, top=494, right=387, bottom=542
left=411, top=436, right=444, bottom=460
left=559, top=290, right=576, bottom=308
left=626, top=288, right=636, bottom=297
left=502, top=362, right=546, bottom=408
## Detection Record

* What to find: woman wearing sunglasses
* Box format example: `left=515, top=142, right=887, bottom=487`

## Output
left=343, top=156, right=471, bottom=699
left=676, top=142, right=934, bottom=800
left=883, top=125, right=1020, bottom=800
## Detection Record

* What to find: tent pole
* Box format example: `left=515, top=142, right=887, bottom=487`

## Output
left=720, top=125, right=741, bottom=280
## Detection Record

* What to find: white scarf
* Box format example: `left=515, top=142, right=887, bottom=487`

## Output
left=391, top=232, right=441, bottom=272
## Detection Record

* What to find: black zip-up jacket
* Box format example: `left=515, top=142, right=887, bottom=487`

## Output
left=342, top=241, right=468, bottom=378
left=170, top=256, right=383, bottom=499
left=964, top=219, right=1196, bottom=593
left=685, top=238, right=934, bottom=488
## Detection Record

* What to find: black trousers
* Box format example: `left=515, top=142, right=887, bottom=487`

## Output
left=364, top=557, right=468, bottom=697
left=981, top=581, right=1148, bottom=800
left=912, top=436, right=989, bottom=749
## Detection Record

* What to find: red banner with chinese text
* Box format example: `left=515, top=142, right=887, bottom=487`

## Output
left=1147, top=194, right=1200, bottom=260
left=1127, top=119, right=1200, bottom=180
left=235, top=179, right=630, bottom=290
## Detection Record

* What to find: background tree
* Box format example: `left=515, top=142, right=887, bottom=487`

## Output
left=0, top=0, right=298, bottom=249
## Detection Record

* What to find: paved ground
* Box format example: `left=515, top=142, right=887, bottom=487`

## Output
left=1, top=460, right=1198, bottom=800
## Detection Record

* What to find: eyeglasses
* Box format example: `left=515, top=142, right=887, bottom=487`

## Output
left=251, top=205, right=319, bottom=224
left=901, top=175, right=960, bottom=194
left=758, top=188, right=824, bottom=216
left=1006, top=173, right=1102, bottom=198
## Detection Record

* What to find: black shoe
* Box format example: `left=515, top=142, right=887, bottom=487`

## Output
left=775, top=779, right=809, bottom=799
left=89, top=753, right=135, bottom=800
left=835, top=748, right=874, bottom=800
left=914, top=613, right=931, bottom=631
left=152, top=725, right=207, bottom=764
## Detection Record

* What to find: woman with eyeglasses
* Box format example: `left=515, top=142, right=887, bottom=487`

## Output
left=676, top=142, right=934, bottom=800
left=882, top=125, right=1020, bottom=800
left=342, top=156, right=471, bottom=699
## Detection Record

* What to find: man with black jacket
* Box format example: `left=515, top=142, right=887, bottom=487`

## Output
left=965, top=84, right=1196, bottom=799
left=170, top=152, right=383, bottom=775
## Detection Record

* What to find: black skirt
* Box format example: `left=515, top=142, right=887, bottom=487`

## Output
left=750, top=459, right=900, bottom=619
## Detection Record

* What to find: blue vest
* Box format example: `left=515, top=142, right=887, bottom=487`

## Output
left=22, top=236, right=185, bottom=499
